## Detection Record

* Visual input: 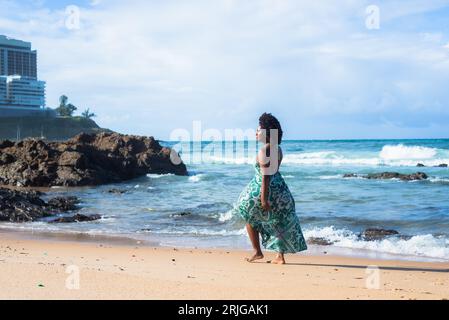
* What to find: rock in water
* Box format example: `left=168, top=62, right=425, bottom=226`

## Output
left=47, top=196, right=79, bottom=211
left=366, top=172, right=428, bottom=181
left=361, top=228, right=399, bottom=241
left=170, top=211, right=193, bottom=218
left=307, top=237, right=333, bottom=246
left=107, top=188, right=127, bottom=194
left=343, top=172, right=428, bottom=181
left=0, top=132, right=187, bottom=187
left=49, top=214, right=102, bottom=223
left=0, top=187, right=80, bottom=222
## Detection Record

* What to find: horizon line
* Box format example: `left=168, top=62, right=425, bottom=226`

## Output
left=160, top=137, right=449, bottom=142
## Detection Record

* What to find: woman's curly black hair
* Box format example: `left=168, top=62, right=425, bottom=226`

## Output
left=259, top=113, right=283, bottom=145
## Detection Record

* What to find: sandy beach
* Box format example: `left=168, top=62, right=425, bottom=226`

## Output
left=0, top=232, right=448, bottom=300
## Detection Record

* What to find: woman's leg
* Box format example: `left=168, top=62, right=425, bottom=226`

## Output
left=245, top=223, right=264, bottom=262
left=271, top=252, right=286, bottom=265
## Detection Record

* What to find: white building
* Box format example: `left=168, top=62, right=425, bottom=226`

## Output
left=1, top=75, right=46, bottom=108
left=0, top=35, right=46, bottom=116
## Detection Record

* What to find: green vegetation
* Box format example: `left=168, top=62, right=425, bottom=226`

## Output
left=0, top=94, right=108, bottom=141
left=81, top=108, right=96, bottom=119
left=0, top=116, right=111, bottom=141
left=55, top=95, right=97, bottom=120
left=55, top=95, right=78, bottom=117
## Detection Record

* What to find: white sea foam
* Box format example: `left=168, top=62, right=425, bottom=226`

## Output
left=380, top=144, right=437, bottom=160
left=3, top=221, right=447, bottom=260
left=218, top=210, right=234, bottom=222
left=206, top=156, right=254, bottom=165
left=143, top=227, right=247, bottom=237
left=428, top=177, right=449, bottom=183
left=282, top=153, right=379, bottom=166
left=185, top=143, right=449, bottom=167
left=291, top=151, right=337, bottom=159
left=188, top=174, right=206, bottom=182
left=303, top=226, right=449, bottom=260
left=318, top=174, right=344, bottom=180
left=147, top=173, right=175, bottom=179
left=281, top=145, right=449, bottom=167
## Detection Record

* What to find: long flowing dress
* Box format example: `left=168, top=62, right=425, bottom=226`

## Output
left=234, top=162, right=308, bottom=253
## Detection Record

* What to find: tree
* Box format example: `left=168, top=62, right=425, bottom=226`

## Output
left=55, top=95, right=77, bottom=117
left=59, top=95, right=68, bottom=107
left=81, top=108, right=96, bottom=119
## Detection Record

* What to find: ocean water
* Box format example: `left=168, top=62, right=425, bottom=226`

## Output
left=2, top=139, right=449, bottom=261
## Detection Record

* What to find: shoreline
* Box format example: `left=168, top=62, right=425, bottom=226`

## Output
left=1, top=226, right=448, bottom=264
left=0, top=231, right=448, bottom=300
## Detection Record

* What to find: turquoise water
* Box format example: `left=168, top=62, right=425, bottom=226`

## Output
left=2, top=139, right=449, bottom=261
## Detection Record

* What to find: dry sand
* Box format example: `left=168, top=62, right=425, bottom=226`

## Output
left=0, top=232, right=448, bottom=300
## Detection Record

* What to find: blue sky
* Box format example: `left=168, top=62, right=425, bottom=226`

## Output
left=1, top=0, right=449, bottom=140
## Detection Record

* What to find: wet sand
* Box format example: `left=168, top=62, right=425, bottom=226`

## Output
left=0, top=232, right=448, bottom=300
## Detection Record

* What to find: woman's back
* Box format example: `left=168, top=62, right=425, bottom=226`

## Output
left=257, top=144, right=283, bottom=175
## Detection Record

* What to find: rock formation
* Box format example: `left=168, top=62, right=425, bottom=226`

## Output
left=0, top=132, right=187, bottom=187
left=0, top=187, right=80, bottom=222
left=343, top=172, right=428, bottom=181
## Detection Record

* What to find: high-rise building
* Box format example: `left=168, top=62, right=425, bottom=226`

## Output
left=0, top=35, right=37, bottom=78
left=0, top=35, right=46, bottom=116
left=0, top=77, right=7, bottom=105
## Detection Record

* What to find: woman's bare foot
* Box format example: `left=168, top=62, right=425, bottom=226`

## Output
left=245, top=252, right=264, bottom=263
left=270, top=254, right=285, bottom=265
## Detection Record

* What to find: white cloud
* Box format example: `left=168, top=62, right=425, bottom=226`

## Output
left=90, top=0, right=102, bottom=6
left=1, top=0, right=448, bottom=139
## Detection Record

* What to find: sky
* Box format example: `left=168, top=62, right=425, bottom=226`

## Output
left=1, top=0, right=449, bottom=140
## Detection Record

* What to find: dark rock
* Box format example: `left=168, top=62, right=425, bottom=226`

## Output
left=49, top=214, right=101, bottom=223
left=0, top=140, right=15, bottom=149
left=58, top=151, right=88, bottom=169
left=361, top=228, right=399, bottom=241
left=0, top=187, right=78, bottom=222
left=417, top=163, right=425, bottom=167
left=435, top=164, right=448, bottom=168
left=107, top=188, right=127, bottom=194
left=47, top=196, right=79, bottom=211
left=0, top=132, right=187, bottom=187
left=367, top=172, right=428, bottom=181
left=307, top=237, right=333, bottom=246
left=344, top=172, right=428, bottom=181
left=72, top=132, right=96, bottom=144
left=170, top=211, right=192, bottom=218
left=0, top=153, right=15, bottom=166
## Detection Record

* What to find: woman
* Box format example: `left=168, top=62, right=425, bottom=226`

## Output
left=234, top=113, right=307, bottom=264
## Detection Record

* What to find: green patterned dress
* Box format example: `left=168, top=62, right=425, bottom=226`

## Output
left=234, top=162, right=308, bottom=254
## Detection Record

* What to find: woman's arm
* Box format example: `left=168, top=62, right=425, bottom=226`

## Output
left=258, top=145, right=272, bottom=212
left=261, top=174, right=271, bottom=212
